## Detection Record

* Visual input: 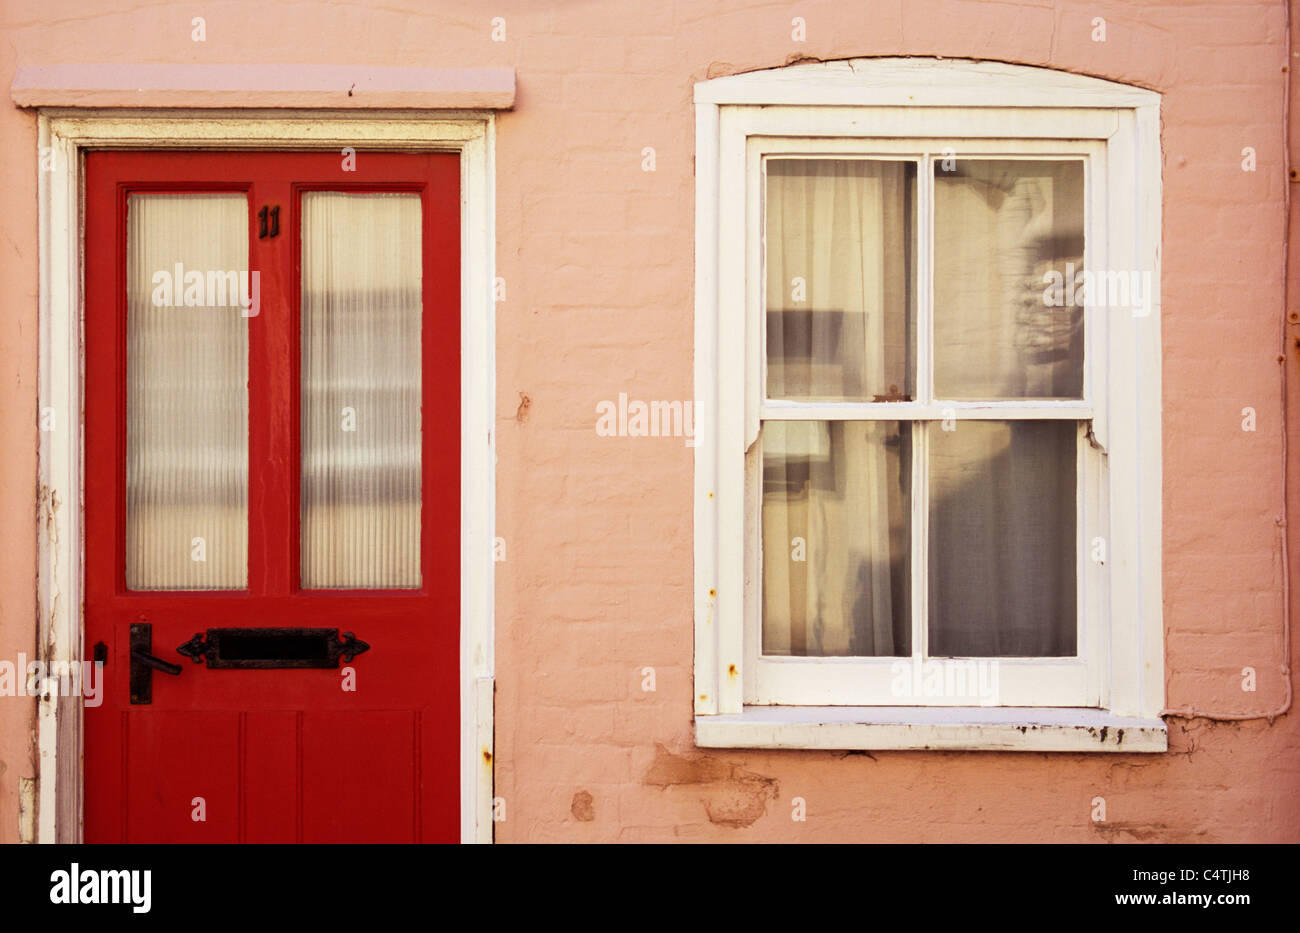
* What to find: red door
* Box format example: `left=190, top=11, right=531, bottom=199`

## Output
left=83, top=151, right=460, bottom=843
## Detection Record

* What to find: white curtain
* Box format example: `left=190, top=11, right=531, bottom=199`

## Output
left=765, top=159, right=913, bottom=402
left=300, top=192, right=423, bottom=589
left=761, top=161, right=913, bottom=657
left=126, top=193, right=249, bottom=590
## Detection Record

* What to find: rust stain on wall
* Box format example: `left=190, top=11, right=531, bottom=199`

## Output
left=643, top=744, right=778, bottom=828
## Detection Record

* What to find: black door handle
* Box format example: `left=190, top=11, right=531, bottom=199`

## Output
left=129, top=622, right=180, bottom=705
left=130, top=648, right=181, bottom=676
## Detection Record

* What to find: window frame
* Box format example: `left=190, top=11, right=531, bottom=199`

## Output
left=693, top=59, right=1166, bottom=752
left=748, top=137, right=1105, bottom=707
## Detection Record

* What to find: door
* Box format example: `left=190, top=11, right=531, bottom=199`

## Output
left=83, top=150, right=461, bottom=843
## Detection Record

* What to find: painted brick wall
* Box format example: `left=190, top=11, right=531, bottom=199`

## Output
left=0, top=0, right=1297, bottom=842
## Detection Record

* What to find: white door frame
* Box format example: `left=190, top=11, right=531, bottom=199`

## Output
left=35, top=109, right=497, bottom=843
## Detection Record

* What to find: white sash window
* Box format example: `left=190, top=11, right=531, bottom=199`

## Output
left=693, top=59, right=1166, bottom=752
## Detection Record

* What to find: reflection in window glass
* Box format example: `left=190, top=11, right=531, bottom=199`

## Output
left=933, top=159, right=1085, bottom=400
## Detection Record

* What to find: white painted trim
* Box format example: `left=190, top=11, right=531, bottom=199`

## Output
left=36, top=109, right=497, bottom=843
left=760, top=402, right=1096, bottom=420
left=694, top=58, right=1158, bottom=109
left=727, top=106, right=1121, bottom=141
left=744, top=135, right=1107, bottom=708
left=693, top=101, right=721, bottom=717
left=693, top=58, right=1163, bottom=749
left=694, top=707, right=1167, bottom=752
left=35, top=113, right=83, bottom=844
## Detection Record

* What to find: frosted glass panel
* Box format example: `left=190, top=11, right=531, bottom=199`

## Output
left=126, top=193, right=249, bottom=590
left=933, top=160, right=1085, bottom=400
left=300, top=192, right=422, bottom=589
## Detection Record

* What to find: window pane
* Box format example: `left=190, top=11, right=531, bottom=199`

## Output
left=762, top=421, right=911, bottom=657
left=765, top=159, right=917, bottom=402
left=933, top=159, right=1085, bottom=400
left=126, top=193, right=249, bottom=590
left=928, top=420, right=1077, bottom=656
left=300, top=192, right=422, bottom=589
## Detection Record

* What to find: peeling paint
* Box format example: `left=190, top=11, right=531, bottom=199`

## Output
left=838, top=750, right=876, bottom=761
left=570, top=790, right=594, bottom=822
left=783, top=53, right=826, bottom=68
left=18, top=777, right=35, bottom=844
left=644, top=744, right=778, bottom=828
left=1092, top=821, right=1212, bottom=843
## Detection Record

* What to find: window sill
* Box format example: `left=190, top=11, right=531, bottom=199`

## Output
left=694, top=707, right=1168, bottom=753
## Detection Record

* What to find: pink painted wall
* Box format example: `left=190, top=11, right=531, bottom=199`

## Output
left=1, top=0, right=1297, bottom=842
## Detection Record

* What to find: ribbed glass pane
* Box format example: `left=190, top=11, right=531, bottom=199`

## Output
left=300, top=192, right=422, bottom=589
left=126, top=193, right=249, bottom=590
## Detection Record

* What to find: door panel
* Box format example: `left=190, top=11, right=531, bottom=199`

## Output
left=242, top=711, right=298, bottom=843
left=83, top=150, right=461, bottom=843
left=125, top=712, right=242, bottom=843
left=301, top=711, right=417, bottom=843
